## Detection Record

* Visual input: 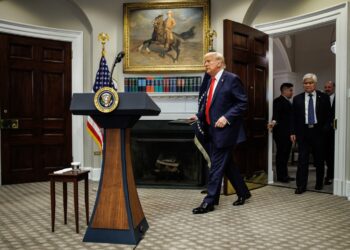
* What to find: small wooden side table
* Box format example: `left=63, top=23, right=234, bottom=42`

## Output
left=49, top=170, right=90, bottom=233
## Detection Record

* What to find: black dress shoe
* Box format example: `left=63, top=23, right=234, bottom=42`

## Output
left=324, top=178, right=332, bottom=185
left=232, top=192, right=251, bottom=206
left=277, top=176, right=295, bottom=183
left=200, top=189, right=208, bottom=194
left=295, top=187, right=306, bottom=194
left=192, top=202, right=214, bottom=214
left=214, top=199, right=219, bottom=206
left=277, top=178, right=289, bottom=183
left=315, top=184, right=323, bottom=190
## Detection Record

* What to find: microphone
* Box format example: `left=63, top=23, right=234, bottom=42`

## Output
left=109, top=51, right=125, bottom=87
left=115, top=51, right=125, bottom=63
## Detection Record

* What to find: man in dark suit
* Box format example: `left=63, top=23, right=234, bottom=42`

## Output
left=268, top=83, right=295, bottom=183
left=290, top=73, right=331, bottom=194
left=191, top=52, right=250, bottom=214
left=324, top=81, right=335, bottom=185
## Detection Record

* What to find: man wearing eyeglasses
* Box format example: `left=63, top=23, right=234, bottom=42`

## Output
left=290, top=73, right=331, bottom=194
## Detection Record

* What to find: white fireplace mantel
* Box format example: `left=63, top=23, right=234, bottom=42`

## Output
left=142, top=93, right=199, bottom=120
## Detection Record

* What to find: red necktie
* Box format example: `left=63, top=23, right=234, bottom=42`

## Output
left=205, top=77, right=216, bottom=124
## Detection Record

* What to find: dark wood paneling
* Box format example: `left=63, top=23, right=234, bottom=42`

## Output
left=42, top=47, right=65, bottom=63
left=9, top=43, right=33, bottom=59
left=42, top=72, right=65, bottom=117
left=10, top=145, right=35, bottom=171
left=41, top=145, right=66, bottom=174
left=0, top=33, right=72, bottom=184
left=233, top=32, right=249, bottom=50
left=253, top=38, right=265, bottom=56
left=252, top=66, right=267, bottom=117
left=9, top=69, right=34, bottom=117
left=224, top=20, right=269, bottom=177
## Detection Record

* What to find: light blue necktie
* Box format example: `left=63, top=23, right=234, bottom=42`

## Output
left=308, top=93, right=315, bottom=124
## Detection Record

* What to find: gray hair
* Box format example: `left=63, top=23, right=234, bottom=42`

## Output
left=204, top=52, right=226, bottom=68
left=303, top=73, right=317, bottom=83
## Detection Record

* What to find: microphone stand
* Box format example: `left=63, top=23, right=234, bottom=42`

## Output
left=109, top=57, right=119, bottom=87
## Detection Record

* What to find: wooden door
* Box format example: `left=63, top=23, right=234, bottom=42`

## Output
left=0, top=33, right=72, bottom=184
left=223, top=20, right=268, bottom=178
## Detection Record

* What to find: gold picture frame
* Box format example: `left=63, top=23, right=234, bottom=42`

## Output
left=123, top=0, right=210, bottom=73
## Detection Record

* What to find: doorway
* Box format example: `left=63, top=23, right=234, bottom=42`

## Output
left=270, top=24, right=335, bottom=194
left=255, top=3, right=349, bottom=197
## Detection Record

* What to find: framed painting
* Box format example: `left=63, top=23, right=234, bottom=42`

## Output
left=123, top=0, right=210, bottom=73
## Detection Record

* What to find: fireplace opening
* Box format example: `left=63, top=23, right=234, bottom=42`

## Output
left=131, top=120, right=206, bottom=187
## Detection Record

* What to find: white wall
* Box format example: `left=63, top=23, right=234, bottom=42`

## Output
left=294, top=24, right=336, bottom=92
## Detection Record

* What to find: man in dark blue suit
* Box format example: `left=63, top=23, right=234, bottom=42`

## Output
left=290, top=73, right=331, bottom=194
left=191, top=52, right=251, bottom=214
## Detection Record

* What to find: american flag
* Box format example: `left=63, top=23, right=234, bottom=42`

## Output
left=87, top=55, right=115, bottom=151
left=92, top=56, right=114, bottom=92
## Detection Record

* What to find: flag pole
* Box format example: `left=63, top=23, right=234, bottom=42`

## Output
left=87, top=32, right=111, bottom=153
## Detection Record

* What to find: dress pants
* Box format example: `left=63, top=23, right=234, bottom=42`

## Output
left=296, top=126, right=325, bottom=189
left=273, top=133, right=292, bottom=180
left=203, top=144, right=249, bottom=205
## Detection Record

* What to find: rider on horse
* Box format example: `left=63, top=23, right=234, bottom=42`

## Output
left=164, top=10, right=176, bottom=49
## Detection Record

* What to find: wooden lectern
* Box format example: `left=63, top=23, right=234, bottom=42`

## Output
left=70, top=93, right=160, bottom=245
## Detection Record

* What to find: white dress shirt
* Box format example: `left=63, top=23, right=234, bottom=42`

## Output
left=329, top=93, right=335, bottom=107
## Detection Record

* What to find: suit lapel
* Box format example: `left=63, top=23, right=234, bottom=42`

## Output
left=201, top=77, right=211, bottom=113
left=316, top=91, right=321, bottom=118
left=281, top=96, right=291, bottom=107
left=301, top=94, right=305, bottom=118
left=202, top=77, right=211, bottom=101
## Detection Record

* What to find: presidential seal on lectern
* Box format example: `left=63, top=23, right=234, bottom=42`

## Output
left=94, top=87, right=119, bottom=113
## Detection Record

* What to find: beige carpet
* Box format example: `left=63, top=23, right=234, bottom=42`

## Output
left=226, top=171, right=267, bottom=194
left=0, top=181, right=349, bottom=249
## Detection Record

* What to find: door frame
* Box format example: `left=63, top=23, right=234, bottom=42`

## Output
left=255, top=3, right=349, bottom=197
left=0, top=19, right=84, bottom=185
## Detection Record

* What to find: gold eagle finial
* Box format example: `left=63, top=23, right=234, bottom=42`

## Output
left=207, top=29, right=217, bottom=52
left=98, top=32, right=110, bottom=56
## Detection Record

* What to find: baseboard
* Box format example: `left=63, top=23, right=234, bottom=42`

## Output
left=81, top=166, right=101, bottom=181
left=346, top=180, right=350, bottom=200
left=333, top=178, right=350, bottom=199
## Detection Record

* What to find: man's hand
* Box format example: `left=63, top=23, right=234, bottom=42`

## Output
left=215, top=116, right=228, bottom=128
left=290, top=134, right=296, bottom=144
left=267, top=120, right=276, bottom=131
left=190, top=115, right=198, bottom=121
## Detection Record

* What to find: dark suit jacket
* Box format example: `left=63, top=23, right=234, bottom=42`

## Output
left=272, top=95, right=292, bottom=138
left=330, top=96, right=335, bottom=127
left=197, top=71, right=247, bottom=148
left=291, top=90, right=331, bottom=138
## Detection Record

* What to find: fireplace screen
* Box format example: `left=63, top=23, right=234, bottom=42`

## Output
left=131, top=121, right=205, bottom=186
